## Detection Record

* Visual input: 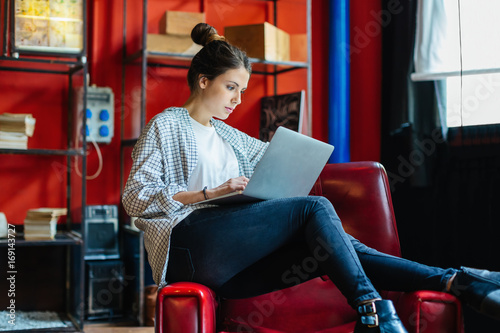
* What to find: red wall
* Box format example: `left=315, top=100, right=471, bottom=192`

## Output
left=0, top=0, right=381, bottom=225
left=350, top=0, right=382, bottom=162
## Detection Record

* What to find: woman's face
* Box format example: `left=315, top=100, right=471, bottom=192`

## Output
left=198, top=66, right=250, bottom=121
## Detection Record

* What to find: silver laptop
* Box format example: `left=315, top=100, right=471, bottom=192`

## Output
left=200, top=126, right=334, bottom=205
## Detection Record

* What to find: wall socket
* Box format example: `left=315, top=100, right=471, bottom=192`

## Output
left=85, top=86, right=114, bottom=144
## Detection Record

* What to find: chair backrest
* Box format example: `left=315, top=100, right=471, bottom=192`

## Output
left=313, top=161, right=401, bottom=256
left=218, top=162, right=402, bottom=332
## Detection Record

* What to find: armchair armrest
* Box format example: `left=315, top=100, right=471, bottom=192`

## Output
left=156, top=282, right=217, bottom=333
left=394, top=291, right=464, bottom=333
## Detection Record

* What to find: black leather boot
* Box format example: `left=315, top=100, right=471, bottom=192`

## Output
left=450, top=266, right=500, bottom=320
left=354, top=299, right=408, bottom=333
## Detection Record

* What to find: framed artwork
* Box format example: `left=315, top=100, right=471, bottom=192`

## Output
left=10, top=0, right=85, bottom=56
left=260, top=90, right=305, bottom=142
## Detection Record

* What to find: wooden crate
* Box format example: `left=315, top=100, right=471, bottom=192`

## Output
left=159, top=11, right=205, bottom=36
left=224, top=22, right=290, bottom=62
left=290, top=34, right=308, bottom=62
left=146, top=33, right=202, bottom=55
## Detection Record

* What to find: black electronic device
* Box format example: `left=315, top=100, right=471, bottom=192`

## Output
left=84, top=205, right=119, bottom=260
left=86, top=260, right=124, bottom=319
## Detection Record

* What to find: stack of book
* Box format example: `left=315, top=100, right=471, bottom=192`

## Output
left=0, top=113, right=36, bottom=149
left=23, top=208, right=68, bottom=240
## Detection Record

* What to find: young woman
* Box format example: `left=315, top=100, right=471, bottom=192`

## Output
left=122, top=23, right=500, bottom=332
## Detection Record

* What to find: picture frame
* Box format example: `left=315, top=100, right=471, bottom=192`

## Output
left=9, top=0, right=86, bottom=57
left=260, top=90, right=306, bottom=142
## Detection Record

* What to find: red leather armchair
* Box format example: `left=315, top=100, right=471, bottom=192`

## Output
left=156, top=162, right=464, bottom=333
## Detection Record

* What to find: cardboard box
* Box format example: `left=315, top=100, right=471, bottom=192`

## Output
left=147, top=33, right=202, bottom=55
left=159, top=11, right=205, bottom=36
left=290, top=34, right=307, bottom=62
left=224, top=22, right=290, bottom=62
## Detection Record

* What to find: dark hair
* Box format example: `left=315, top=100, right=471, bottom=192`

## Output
left=187, top=23, right=251, bottom=92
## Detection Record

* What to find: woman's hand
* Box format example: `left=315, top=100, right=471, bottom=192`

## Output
left=206, top=176, right=249, bottom=199
left=172, top=176, right=249, bottom=205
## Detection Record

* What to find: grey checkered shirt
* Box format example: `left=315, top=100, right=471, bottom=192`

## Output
left=122, top=107, right=269, bottom=287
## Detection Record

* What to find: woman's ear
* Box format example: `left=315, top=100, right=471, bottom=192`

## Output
left=198, top=75, right=209, bottom=89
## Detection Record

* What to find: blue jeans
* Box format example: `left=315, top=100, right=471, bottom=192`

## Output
left=166, top=196, right=456, bottom=308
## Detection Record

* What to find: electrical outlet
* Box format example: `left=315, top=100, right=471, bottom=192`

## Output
left=86, top=86, right=114, bottom=143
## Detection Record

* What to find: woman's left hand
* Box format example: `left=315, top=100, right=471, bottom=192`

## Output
left=172, top=176, right=249, bottom=204
left=205, top=176, right=249, bottom=199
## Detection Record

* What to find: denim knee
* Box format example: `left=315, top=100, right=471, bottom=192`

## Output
left=309, top=196, right=340, bottom=220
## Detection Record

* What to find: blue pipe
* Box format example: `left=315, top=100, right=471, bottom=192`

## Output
left=328, top=0, right=350, bottom=163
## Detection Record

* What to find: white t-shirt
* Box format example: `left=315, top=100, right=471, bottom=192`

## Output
left=187, top=117, right=240, bottom=191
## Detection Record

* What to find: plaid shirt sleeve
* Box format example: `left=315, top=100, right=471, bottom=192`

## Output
left=122, top=111, right=192, bottom=219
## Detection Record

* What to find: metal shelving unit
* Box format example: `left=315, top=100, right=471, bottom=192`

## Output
left=121, top=0, right=311, bottom=139
left=0, top=0, right=88, bottom=331
left=0, top=61, right=88, bottom=333
left=119, top=0, right=311, bottom=326
left=0, top=231, right=83, bottom=247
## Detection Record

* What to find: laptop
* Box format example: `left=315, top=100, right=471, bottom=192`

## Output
left=200, top=126, right=334, bottom=205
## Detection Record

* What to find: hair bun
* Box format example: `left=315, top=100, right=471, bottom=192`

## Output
left=191, top=23, right=226, bottom=47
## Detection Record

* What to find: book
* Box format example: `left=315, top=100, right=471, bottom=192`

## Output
left=259, top=90, right=305, bottom=142
left=0, top=131, right=28, bottom=149
left=25, top=207, right=68, bottom=219
left=0, top=113, right=36, bottom=137
left=23, top=208, right=67, bottom=240
left=24, top=217, right=58, bottom=240
left=0, top=113, right=36, bottom=150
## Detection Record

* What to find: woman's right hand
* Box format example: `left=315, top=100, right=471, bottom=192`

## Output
left=206, top=176, right=249, bottom=199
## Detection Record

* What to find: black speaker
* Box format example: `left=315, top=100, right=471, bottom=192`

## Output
left=84, top=205, right=119, bottom=260
left=86, top=260, right=124, bottom=319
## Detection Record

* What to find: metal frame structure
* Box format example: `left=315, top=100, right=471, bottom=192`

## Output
left=120, top=0, right=312, bottom=326
left=0, top=0, right=88, bottom=331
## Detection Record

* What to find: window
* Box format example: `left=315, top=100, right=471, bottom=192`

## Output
left=446, top=73, right=500, bottom=127
left=412, top=0, right=500, bottom=128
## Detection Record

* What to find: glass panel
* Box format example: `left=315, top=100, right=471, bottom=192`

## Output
left=446, top=73, right=500, bottom=127
left=460, top=0, right=500, bottom=73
